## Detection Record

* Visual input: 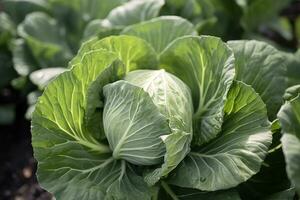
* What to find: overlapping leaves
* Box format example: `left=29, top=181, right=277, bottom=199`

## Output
left=32, top=18, right=274, bottom=200
left=32, top=36, right=159, bottom=199
left=278, top=94, right=300, bottom=194
left=160, top=36, right=235, bottom=145
left=167, top=81, right=272, bottom=191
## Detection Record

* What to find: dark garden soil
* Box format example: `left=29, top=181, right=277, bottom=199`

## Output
left=0, top=86, right=52, bottom=200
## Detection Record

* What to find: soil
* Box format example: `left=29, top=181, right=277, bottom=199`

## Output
left=0, top=86, right=52, bottom=200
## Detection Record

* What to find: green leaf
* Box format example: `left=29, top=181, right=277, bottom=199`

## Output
left=32, top=49, right=153, bottom=199
left=29, top=67, right=67, bottom=89
left=145, top=131, right=191, bottom=184
left=32, top=51, right=124, bottom=197
left=160, top=35, right=235, bottom=145
left=271, top=119, right=281, bottom=133
left=11, top=39, right=38, bottom=76
left=49, top=0, right=127, bottom=50
left=241, top=0, right=291, bottom=31
left=105, top=0, right=164, bottom=27
left=122, top=16, right=197, bottom=53
left=83, top=19, right=122, bottom=41
left=32, top=50, right=116, bottom=156
left=283, top=51, right=300, bottom=87
left=18, top=12, right=73, bottom=67
left=11, top=76, right=28, bottom=90
left=47, top=0, right=82, bottom=12
left=85, top=60, right=125, bottom=141
left=48, top=0, right=126, bottom=49
left=264, top=188, right=296, bottom=200
left=0, top=12, right=15, bottom=45
left=158, top=183, right=241, bottom=200
left=167, top=81, right=272, bottom=191
left=278, top=95, right=300, bottom=195
left=34, top=147, right=149, bottom=199
left=228, top=40, right=286, bottom=120
left=80, top=0, right=127, bottom=21
left=49, top=0, right=125, bottom=20
left=265, top=17, right=293, bottom=41
left=284, top=85, right=300, bottom=101
left=124, top=69, right=193, bottom=184
left=281, top=134, right=300, bottom=194
left=70, top=35, right=158, bottom=71
left=103, top=80, right=170, bottom=165
left=105, top=161, right=152, bottom=200
left=48, top=0, right=86, bottom=52
left=238, top=143, right=291, bottom=199
left=70, top=36, right=158, bottom=142
left=3, top=0, right=49, bottom=23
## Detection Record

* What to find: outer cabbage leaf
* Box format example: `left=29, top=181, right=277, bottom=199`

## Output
left=3, top=0, right=49, bottom=23
left=284, top=85, right=300, bottom=101
left=105, top=161, right=152, bottom=200
left=160, top=35, right=235, bottom=145
left=167, top=81, right=272, bottom=191
left=32, top=49, right=153, bottom=199
left=47, top=0, right=86, bottom=51
left=237, top=125, right=291, bottom=200
left=122, top=16, right=197, bottom=53
left=228, top=40, right=286, bottom=120
left=103, top=80, right=170, bottom=165
left=241, top=0, right=291, bottom=31
left=11, top=39, right=38, bottom=76
left=18, top=12, right=73, bottom=67
left=83, top=19, right=121, bottom=41
left=49, top=0, right=126, bottom=44
left=125, top=69, right=193, bottom=184
left=0, top=12, right=15, bottom=45
left=82, top=0, right=164, bottom=40
left=49, top=0, right=129, bottom=21
left=105, top=0, right=164, bottom=27
left=284, top=51, right=300, bottom=87
left=34, top=149, right=151, bottom=200
left=32, top=50, right=116, bottom=156
left=79, top=0, right=126, bottom=21
left=70, top=35, right=158, bottom=71
left=278, top=94, right=300, bottom=195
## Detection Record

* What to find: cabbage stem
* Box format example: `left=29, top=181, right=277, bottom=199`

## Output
left=161, top=181, right=179, bottom=200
